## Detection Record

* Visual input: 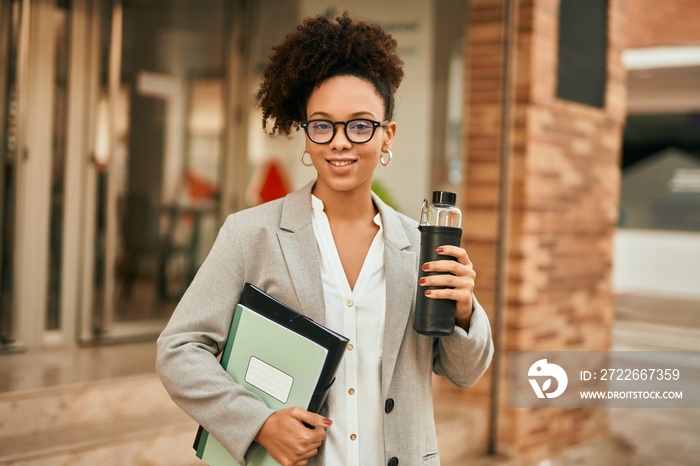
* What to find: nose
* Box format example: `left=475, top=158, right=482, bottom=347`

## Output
left=328, top=122, right=352, bottom=149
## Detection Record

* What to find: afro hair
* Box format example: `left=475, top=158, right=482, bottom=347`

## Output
left=255, top=12, right=405, bottom=136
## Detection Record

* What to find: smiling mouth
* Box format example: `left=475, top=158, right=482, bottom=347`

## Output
left=328, top=160, right=356, bottom=167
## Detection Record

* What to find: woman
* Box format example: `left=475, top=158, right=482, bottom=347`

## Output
left=157, top=13, right=493, bottom=466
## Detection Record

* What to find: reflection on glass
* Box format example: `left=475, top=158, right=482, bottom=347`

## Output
left=92, top=0, right=225, bottom=335
left=0, top=0, right=23, bottom=345
left=47, top=0, right=72, bottom=331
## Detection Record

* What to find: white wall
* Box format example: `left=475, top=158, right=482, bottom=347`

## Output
left=614, top=229, right=700, bottom=299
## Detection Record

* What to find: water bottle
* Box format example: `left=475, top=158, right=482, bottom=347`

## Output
left=413, top=191, right=463, bottom=336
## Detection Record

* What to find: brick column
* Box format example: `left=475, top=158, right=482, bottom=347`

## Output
left=434, top=0, right=627, bottom=461
left=626, top=0, right=700, bottom=48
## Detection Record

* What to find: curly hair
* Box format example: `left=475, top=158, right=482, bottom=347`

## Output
left=255, top=12, right=405, bottom=136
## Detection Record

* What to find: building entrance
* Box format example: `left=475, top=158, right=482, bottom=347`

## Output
left=0, top=0, right=250, bottom=349
left=2, top=0, right=464, bottom=349
left=82, top=0, right=229, bottom=342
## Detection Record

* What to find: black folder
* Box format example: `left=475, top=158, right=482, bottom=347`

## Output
left=194, top=282, right=349, bottom=465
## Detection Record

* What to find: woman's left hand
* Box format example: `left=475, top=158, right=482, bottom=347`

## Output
left=419, top=245, right=476, bottom=330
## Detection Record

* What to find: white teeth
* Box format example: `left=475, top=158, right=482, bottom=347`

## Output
left=329, top=160, right=354, bottom=167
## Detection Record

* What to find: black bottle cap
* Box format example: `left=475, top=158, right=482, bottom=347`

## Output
left=432, top=191, right=457, bottom=205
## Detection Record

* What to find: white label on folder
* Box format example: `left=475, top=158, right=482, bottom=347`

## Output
left=245, top=356, right=294, bottom=404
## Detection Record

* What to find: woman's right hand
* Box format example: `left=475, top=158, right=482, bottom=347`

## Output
left=254, top=407, right=332, bottom=466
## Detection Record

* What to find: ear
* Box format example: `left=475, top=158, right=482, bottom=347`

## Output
left=383, top=120, right=397, bottom=150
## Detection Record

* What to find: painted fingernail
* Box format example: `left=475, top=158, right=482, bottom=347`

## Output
left=422, top=263, right=430, bottom=271
left=419, top=277, right=426, bottom=285
left=323, top=418, right=333, bottom=426
left=424, top=290, right=432, bottom=296
left=436, top=247, right=444, bottom=253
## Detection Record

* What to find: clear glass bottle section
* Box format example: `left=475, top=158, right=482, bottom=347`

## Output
left=420, top=191, right=462, bottom=227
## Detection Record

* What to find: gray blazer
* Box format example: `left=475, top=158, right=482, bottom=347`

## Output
left=156, top=181, right=494, bottom=466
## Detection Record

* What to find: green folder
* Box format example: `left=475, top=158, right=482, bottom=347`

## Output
left=194, top=283, right=348, bottom=466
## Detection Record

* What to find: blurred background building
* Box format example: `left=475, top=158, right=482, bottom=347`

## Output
left=616, top=0, right=700, bottom=300
left=0, top=0, right=698, bottom=465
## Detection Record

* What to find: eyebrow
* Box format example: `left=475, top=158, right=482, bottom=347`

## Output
left=308, top=111, right=378, bottom=119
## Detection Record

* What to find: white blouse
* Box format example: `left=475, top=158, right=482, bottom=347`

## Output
left=311, top=195, right=387, bottom=466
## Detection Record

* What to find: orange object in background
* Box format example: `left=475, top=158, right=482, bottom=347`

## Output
left=249, top=159, right=292, bottom=205
left=258, top=161, right=290, bottom=203
left=185, top=170, right=219, bottom=200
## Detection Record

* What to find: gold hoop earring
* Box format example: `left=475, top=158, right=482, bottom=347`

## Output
left=300, top=150, right=313, bottom=167
left=380, top=149, right=393, bottom=167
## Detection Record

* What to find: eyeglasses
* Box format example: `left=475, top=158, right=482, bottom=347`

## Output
left=301, top=118, right=388, bottom=144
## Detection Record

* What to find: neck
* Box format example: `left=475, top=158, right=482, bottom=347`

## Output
left=313, top=184, right=376, bottom=222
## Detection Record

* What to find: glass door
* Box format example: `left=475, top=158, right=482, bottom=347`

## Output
left=0, top=0, right=76, bottom=349
left=0, top=0, right=27, bottom=347
left=83, top=0, right=229, bottom=341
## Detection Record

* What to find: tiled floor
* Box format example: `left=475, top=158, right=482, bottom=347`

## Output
left=0, top=342, right=157, bottom=393
left=1, top=293, right=698, bottom=465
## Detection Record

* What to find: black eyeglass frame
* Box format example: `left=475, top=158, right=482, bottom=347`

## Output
left=300, top=118, right=389, bottom=144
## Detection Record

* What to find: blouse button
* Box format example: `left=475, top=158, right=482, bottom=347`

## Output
left=347, top=343, right=354, bottom=351
left=385, top=398, right=395, bottom=413
left=346, top=299, right=354, bottom=307
left=348, top=388, right=355, bottom=395
left=350, top=434, right=357, bottom=441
